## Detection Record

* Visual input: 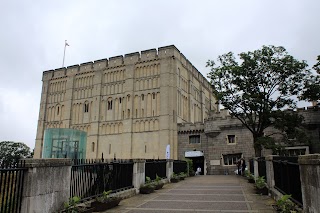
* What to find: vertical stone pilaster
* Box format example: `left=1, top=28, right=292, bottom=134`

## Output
left=132, top=159, right=146, bottom=193
left=166, top=160, right=174, bottom=181
left=21, top=159, right=72, bottom=213
left=299, top=154, right=320, bottom=213
left=265, top=155, right=277, bottom=190
left=254, top=158, right=259, bottom=179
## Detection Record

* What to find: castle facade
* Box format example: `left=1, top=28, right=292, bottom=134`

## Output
left=34, top=45, right=216, bottom=159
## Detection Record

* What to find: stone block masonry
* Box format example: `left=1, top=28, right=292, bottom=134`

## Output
left=34, top=45, right=216, bottom=160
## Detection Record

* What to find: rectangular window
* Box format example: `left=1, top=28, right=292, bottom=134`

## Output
left=227, top=135, right=236, bottom=144
left=189, top=135, right=200, bottom=144
left=223, top=153, right=242, bottom=166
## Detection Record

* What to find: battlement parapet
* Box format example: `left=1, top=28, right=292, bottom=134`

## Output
left=93, top=59, right=108, bottom=70
left=109, top=55, right=124, bottom=67
left=43, top=45, right=211, bottom=88
left=141, top=49, right=157, bottom=61
left=52, top=68, right=66, bottom=79
left=66, top=65, right=79, bottom=76
left=79, top=62, right=93, bottom=72
left=42, top=70, right=54, bottom=81
left=124, top=52, right=140, bottom=64
left=178, top=122, right=204, bottom=132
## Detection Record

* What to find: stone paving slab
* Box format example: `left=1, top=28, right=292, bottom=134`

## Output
left=168, top=189, right=243, bottom=194
left=103, top=175, right=276, bottom=213
left=137, top=200, right=248, bottom=210
left=155, top=194, right=246, bottom=201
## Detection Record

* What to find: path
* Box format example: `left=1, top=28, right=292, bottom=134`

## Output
left=106, top=175, right=276, bottom=213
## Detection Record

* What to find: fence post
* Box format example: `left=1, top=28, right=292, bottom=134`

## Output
left=254, top=157, right=259, bottom=179
left=265, top=155, right=277, bottom=191
left=298, top=154, right=320, bottom=213
left=20, top=159, right=72, bottom=213
left=166, top=159, right=173, bottom=182
left=132, top=159, right=146, bottom=193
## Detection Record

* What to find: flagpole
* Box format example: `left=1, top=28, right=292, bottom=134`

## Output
left=62, top=40, right=67, bottom=67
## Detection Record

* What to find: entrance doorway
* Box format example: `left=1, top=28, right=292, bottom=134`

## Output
left=187, top=156, right=204, bottom=175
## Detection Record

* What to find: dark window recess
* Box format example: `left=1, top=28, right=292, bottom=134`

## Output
left=189, top=135, right=200, bottom=144
left=84, top=103, right=89, bottom=113
left=223, top=153, right=242, bottom=165
left=227, top=135, right=235, bottom=143
left=108, top=100, right=113, bottom=110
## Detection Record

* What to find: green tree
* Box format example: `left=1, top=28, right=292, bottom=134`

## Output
left=300, top=55, right=320, bottom=102
left=207, top=45, right=319, bottom=156
left=0, top=141, right=32, bottom=165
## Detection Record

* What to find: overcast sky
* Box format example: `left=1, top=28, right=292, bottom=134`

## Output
left=0, top=0, right=319, bottom=149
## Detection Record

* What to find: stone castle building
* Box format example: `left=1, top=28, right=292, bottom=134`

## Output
left=178, top=107, right=320, bottom=175
left=34, top=45, right=216, bottom=160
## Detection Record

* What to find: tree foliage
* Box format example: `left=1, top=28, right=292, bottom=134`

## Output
left=0, top=141, right=32, bottom=165
left=207, top=45, right=319, bottom=156
left=300, top=55, right=320, bottom=102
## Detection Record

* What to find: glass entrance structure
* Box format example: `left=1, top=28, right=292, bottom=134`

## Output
left=42, top=128, right=87, bottom=159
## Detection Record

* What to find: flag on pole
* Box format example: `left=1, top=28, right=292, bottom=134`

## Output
left=62, top=40, right=69, bottom=67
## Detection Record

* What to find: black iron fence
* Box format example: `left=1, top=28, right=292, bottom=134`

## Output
left=0, top=161, right=27, bottom=213
left=173, top=160, right=187, bottom=174
left=257, top=157, right=267, bottom=181
left=249, top=158, right=254, bottom=174
left=70, top=159, right=133, bottom=200
left=273, top=156, right=302, bottom=206
left=145, top=159, right=167, bottom=180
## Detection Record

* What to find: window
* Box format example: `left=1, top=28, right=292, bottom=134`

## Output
left=141, top=94, right=144, bottom=101
left=57, top=106, right=60, bottom=115
left=223, top=153, right=242, bottom=166
left=119, top=98, right=122, bottom=103
left=84, top=103, right=89, bottom=113
left=152, top=93, right=155, bottom=99
left=227, top=135, right=236, bottom=144
left=92, top=142, right=95, bottom=152
left=108, top=100, right=113, bottom=110
left=189, top=135, right=200, bottom=144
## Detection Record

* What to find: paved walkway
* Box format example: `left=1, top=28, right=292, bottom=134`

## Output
left=106, top=175, right=276, bottom=213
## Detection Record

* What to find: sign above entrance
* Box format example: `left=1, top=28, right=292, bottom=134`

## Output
left=185, top=151, right=204, bottom=157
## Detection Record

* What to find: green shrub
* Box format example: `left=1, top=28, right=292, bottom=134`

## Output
left=255, top=176, right=266, bottom=189
left=276, top=195, right=299, bottom=213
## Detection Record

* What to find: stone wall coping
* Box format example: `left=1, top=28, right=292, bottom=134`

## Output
left=298, top=154, right=320, bottom=165
left=21, top=158, right=72, bottom=168
left=265, top=155, right=279, bottom=161
left=132, top=159, right=146, bottom=163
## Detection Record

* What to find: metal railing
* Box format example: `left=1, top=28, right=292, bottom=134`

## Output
left=173, top=160, right=187, bottom=174
left=249, top=159, right=254, bottom=174
left=70, top=159, right=133, bottom=200
left=0, top=161, right=27, bottom=213
left=257, top=157, right=267, bottom=181
left=273, top=156, right=302, bottom=206
left=145, top=159, right=167, bottom=180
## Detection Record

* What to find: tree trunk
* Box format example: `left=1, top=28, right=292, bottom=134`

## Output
left=254, top=146, right=262, bottom=157
left=253, top=136, right=262, bottom=157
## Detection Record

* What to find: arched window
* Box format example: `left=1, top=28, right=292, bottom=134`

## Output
left=108, top=100, right=113, bottom=110
left=84, top=103, right=89, bottom=113
left=57, top=106, right=60, bottom=115
left=141, top=94, right=144, bottom=101
left=119, top=97, right=122, bottom=103
left=152, top=93, right=155, bottom=99
left=92, top=142, right=95, bottom=152
left=127, top=109, right=130, bottom=118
